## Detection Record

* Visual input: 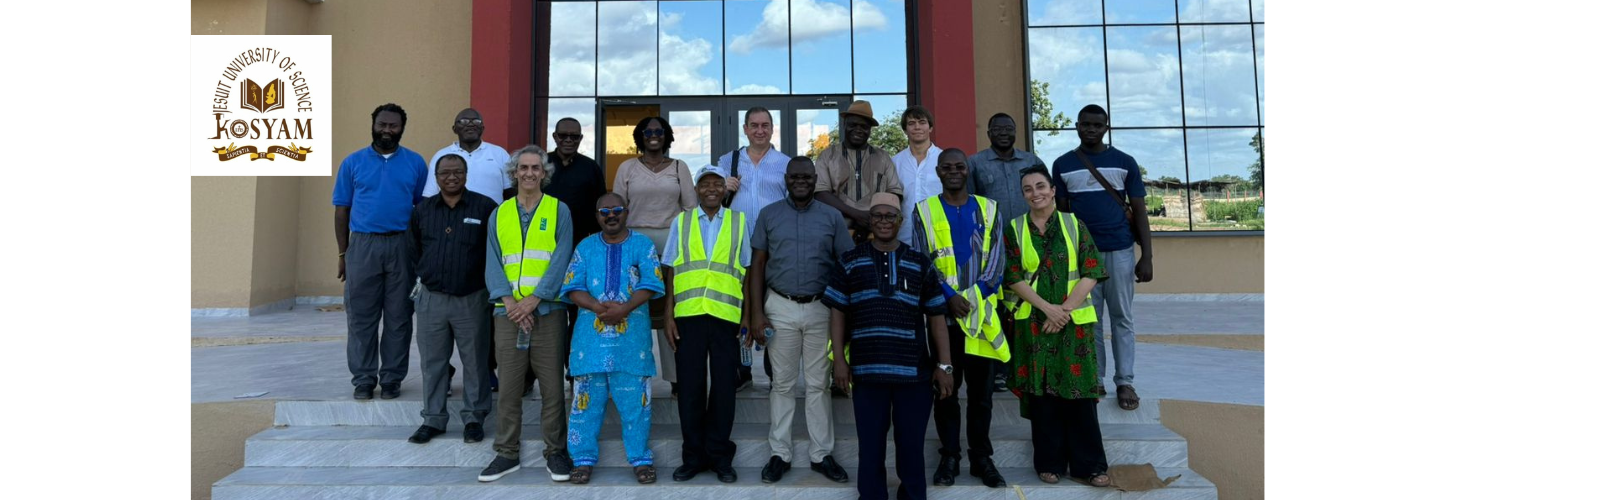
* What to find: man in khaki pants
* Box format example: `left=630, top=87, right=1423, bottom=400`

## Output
left=749, top=157, right=856, bottom=484
left=478, top=145, right=576, bottom=483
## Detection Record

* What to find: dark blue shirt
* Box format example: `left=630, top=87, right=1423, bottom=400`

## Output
left=332, top=145, right=428, bottom=233
left=1050, top=146, right=1145, bottom=251
left=822, top=242, right=947, bottom=385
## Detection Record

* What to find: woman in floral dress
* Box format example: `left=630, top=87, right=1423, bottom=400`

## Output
left=1002, top=167, right=1111, bottom=487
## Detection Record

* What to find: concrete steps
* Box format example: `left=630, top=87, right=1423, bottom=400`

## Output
left=214, top=466, right=1216, bottom=500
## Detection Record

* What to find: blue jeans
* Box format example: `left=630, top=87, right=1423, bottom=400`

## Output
left=1092, top=247, right=1136, bottom=387
left=567, top=372, right=653, bottom=467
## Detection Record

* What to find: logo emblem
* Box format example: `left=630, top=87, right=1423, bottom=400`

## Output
left=192, top=36, right=331, bottom=176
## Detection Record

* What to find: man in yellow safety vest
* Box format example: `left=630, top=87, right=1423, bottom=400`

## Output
left=908, top=148, right=1009, bottom=489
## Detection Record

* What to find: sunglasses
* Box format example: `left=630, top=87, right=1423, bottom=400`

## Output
left=456, top=118, right=483, bottom=126
left=598, top=207, right=628, bottom=217
left=555, top=133, right=582, bottom=141
left=642, top=129, right=665, bottom=138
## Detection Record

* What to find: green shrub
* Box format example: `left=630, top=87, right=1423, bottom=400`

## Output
left=1203, top=200, right=1262, bottom=222
left=1145, top=195, right=1164, bottom=209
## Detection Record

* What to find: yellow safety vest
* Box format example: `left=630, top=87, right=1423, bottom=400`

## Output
left=916, top=195, right=1008, bottom=363
left=671, top=208, right=747, bottom=324
left=496, top=195, right=559, bottom=301
left=1004, top=212, right=1098, bottom=325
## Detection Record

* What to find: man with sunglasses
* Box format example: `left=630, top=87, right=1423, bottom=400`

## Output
left=546, top=117, right=606, bottom=244
left=427, top=108, right=513, bottom=203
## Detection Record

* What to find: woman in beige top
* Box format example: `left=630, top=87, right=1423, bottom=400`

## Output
left=611, top=115, right=696, bottom=395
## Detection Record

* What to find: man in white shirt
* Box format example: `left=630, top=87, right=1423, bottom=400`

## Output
left=891, top=105, right=942, bottom=244
left=717, top=106, right=791, bottom=391
left=428, top=108, right=514, bottom=203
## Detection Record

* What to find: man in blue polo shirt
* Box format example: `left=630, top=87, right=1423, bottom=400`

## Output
left=1048, top=104, right=1154, bottom=412
left=333, top=103, right=429, bottom=401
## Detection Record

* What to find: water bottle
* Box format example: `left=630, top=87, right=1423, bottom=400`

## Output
left=516, top=324, right=531, bottom=350
left=739, top=328, right=753, bottom=367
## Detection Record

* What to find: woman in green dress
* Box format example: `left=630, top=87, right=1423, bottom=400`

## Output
left=1002, top=166, right=1111, bottom=487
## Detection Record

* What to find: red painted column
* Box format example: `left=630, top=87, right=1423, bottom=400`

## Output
left=915, top=0, right=977, bottom=154
left=471, top=0, right=533, bottom=150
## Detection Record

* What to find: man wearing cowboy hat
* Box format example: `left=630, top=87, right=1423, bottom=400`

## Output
left=814, top=100, right=904, bottom=243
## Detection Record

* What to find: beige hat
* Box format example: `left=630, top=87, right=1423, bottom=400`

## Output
left=839, top=100, right=879, bottom=127
left=870, top=192, right=900, bottom=211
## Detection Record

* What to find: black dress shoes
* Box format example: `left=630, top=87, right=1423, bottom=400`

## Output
left=971, top=457, right=1007, bottom=488
left=713, top=465, right=737, bottom=483
left=354, top=384, right=375, bottom=400
left=811, top=455, right=849, bottom=483
left=932, top=455, right=960, bottom=486
left=463, top=422, right=484, bottom=443
left=672, top=463, right=707, bottom=482
left=408, top=425, right=445, bottom=444
left=760, top=456, right=790, bottom=483
left=379, top=383, right=401, bottom=399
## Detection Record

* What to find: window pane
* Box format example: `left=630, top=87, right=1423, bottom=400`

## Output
left=856, top=94, right=907, bottom=155
left=1179, top=0, right=1251, bottom=23
left=1252, top=0, right=1263, bottom=21
left=545, top=98, right=598, bottom=161
left=1180, top=25, right=1258, bottom=126
left=727, top=0, right=790, bottom=94
left=1107, top=0, right=1175, bottom=24
left=1107, top=129, right=1190, bottom=231
left=738, top=108, right=784, bottom=152
left=1028, top=28, right=1106, bottom=130
left=852, top=0, right=907, bottom=93
left=1254, top=24, right=1264, bottom=126
left=1027, top=0, right=1102, bottom=26
left=791, top=0, right=853, bottom=94
left=598, top=1, right=658, bottom=96
left=1185, top=128, right=1260, bottom=230
left=798, top=107, right=839, bottom=159
left=668, top=110, right=715, bottom=172
left=1106, top=26, right=1181, bottom=127
left=659, top=1, right=722, bottom=96
left=1030, top=130, right=1078, bottom=166
left=548, top=2, right=596, bottom=97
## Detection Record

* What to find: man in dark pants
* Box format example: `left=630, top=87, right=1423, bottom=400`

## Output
left=543, top=116, right=608, bottom=390
left=406, top=154, right=498, bottom=444
left=333, top=103, right=428, bottom=400
left=911, top=149, right=1010, bottom=488
left=825, top=192, right=955, bottom=500
left=663, top=166, right=750, bottom=483
left=968, top=113, right=1048, bottom=395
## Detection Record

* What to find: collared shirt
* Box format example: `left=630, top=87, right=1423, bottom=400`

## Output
left=968, top=147, right=1048, bottom=225
left=662, top=206, right=752, bottom=268
left=814, top=144, right=904, bottom=214
left=332, top=145, right=428, bottom=233
left=426, top=141, right=513, bottom=203
left=891, top=143, right=943, bottom=244
left=484, top=196, right=575, bottom=316
left=409, top=191, right=498, bottom=296
left=910, top=195, right=1006, bottom=299
left=546, top=152, right=608, bottom=243
left=719, top=146, right=792, bottom=231
left=752, top=197, right=855, bottom=296
left=822, top=241, right=947, bottom=384
left=559, top=231, right=666, bottom=377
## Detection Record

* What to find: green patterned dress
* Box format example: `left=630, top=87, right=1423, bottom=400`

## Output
left=1003, top=214, right=1108, bottom=412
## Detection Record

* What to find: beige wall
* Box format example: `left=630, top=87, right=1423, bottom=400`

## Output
left=1162, top=400, right=1265, bottom=500
left=192, top=177, right=259, bottom=308
left=971, top=0, right=1028, bottom=149
left=249, top=177, right=302, bottom=306
left=192, top=0, right=266, bottom=35
left=264, top=0, right=311, bottom=36
left=294, top=0, right=474, bottom=299
left=1142, top=236, right=1264, bottom=293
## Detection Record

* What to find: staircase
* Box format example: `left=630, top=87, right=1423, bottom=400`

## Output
left=213, top=386, right=1217, bottom=499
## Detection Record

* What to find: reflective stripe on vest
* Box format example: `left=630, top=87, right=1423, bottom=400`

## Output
left=916, top=195, right=1008, bottom=363
left=497, top=195, right=559, bottom=301
left=1005, top=212, right=1097, bottom=325
left=671, top=208, right=747, bottom=324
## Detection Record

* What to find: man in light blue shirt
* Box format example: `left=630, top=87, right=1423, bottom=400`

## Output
left=717, top=106, right=788, bottom=389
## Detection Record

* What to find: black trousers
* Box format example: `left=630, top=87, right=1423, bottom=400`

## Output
left=1028, top=393, right=1108, bottom=479
left=853, top=381, right=934, bottom=500
left=674, top=314, right=741, bottom=468
left=933, top=325, right=996, bottom=460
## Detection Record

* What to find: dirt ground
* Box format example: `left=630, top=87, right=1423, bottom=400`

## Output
left=192, top=401, right=275, bottom=500
left=1162, top=400, right=1265, bottom=500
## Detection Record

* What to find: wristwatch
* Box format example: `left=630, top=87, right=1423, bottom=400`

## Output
left=936, top=363, right=954, bottom=375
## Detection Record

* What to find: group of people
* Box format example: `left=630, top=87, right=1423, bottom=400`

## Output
left=330, top=98, right=1154, bottom=499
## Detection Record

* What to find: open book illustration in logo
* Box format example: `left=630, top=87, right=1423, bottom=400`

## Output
left=241, top=78, right=284, bottom=113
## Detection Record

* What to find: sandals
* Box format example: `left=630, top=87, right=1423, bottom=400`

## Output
left=1089, top=472, right=1111, bottom=487
left=571, top=466, right=592, bottom=485
left=1117, top=385, right=1140, bottom=411
left=634, top=465, right=657, bottom=484
left=1038, top=472, right=1060, bottom=484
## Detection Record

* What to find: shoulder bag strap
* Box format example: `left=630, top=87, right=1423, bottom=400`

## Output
left=1074, top=147, right=1132, bottom=218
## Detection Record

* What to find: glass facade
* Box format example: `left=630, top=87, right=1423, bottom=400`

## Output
left=1026, top=0, right=1264, bottom=232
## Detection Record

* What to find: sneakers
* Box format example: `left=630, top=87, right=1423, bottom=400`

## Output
left=992, top=371, right=1008, bottom=393
left=353, top=384, right=375, bottom=400
left=971, top=457, right=1007, bottom=488
left=810, top=455, right=849, bottom=483
left=760, top=455, right=790, bottom=483
left=478, top=456, right=521, bottom=482
left=932, top=455, right=959, bottom=486
left=379, top=383, right=401, bottom=399
left=544, top=450, right=574, bottom=482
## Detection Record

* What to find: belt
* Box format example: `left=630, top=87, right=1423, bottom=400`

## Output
left=772, top=289, right=820, bottom=304
left=360, top=230, right=405, bottom=237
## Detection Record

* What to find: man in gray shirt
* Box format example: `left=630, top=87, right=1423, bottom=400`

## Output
left=749, top=157, right=855, bottom=485
left=966, top=112, right=1047, bottom=394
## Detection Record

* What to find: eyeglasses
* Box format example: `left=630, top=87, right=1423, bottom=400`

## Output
left=456, top=118, right=483, bottom=126
left=989, top=126, right=1016, bottom=133
left=642, top=129, right=665, bottom=138
left=869, top=213, right=900, bottom=222
left=598, top=207, right=628, bottom=216
left=437, top=170, right=466, bottom=179
left=555, top=133, right=583, bottom=141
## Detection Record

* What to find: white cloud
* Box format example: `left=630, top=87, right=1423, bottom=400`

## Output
left=730, top=83, right=783, bottom=95
left=730, top=0, right=883, bottom=55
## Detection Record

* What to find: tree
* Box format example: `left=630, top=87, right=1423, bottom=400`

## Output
left=806, top=110, right=909, bottom=159
left=1248, top=131, right=1264, bottom=189
left=1209, top=174, right=1246, bottom=185
left=1030, top=79, right=1072, bottom=150
left=1156, top=176, right=1182, bottom=184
